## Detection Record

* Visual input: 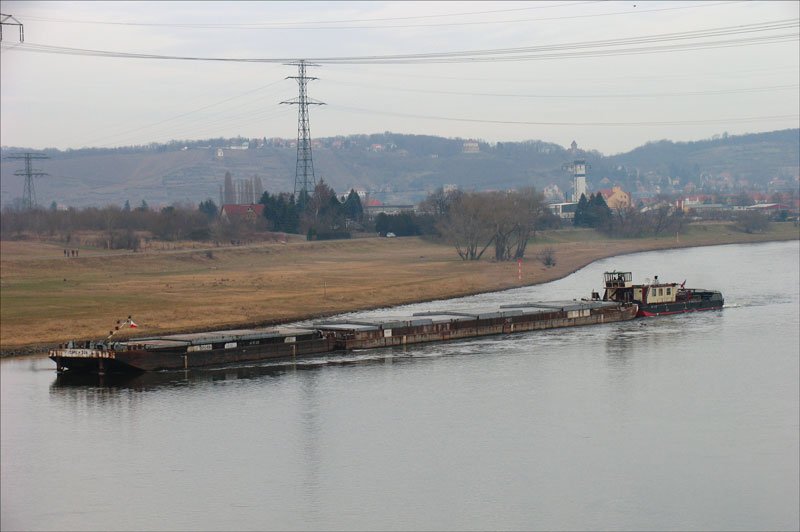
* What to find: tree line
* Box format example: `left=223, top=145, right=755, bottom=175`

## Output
left=258, top=179, right=364, bottom=239
left=2, top=183, right=776, bottom=256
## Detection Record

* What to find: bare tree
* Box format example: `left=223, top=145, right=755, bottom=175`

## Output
left=511, top=187, right=549, bottom=259
left=438, top=192, right=494, bottom=260
left=734, top=210, right=770, bottom=233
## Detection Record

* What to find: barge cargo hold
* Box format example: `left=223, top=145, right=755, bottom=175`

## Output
left=49, top=300, right=637, bottom=374
left=50, top=327, right=334, bottom=374
left=314, top=300, right=637, bottom=350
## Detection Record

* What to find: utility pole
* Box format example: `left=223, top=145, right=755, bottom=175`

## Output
left=5, top=153, right=49, bottom=210
left=0, top=13, right=24, bottom=42
left=281, top=60, right=325, bottom=200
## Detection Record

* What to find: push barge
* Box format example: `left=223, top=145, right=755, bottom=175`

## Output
left=599, top=271, right=724, bottom=317
left=50, top=299, right=637, bottom=374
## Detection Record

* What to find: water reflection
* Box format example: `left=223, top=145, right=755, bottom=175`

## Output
left=48, top=351, right=401, bottom=396
left=299, top=369, right=322, bottom=522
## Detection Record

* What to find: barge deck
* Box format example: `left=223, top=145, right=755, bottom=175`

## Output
left=50, top=299, right=637, bottom=374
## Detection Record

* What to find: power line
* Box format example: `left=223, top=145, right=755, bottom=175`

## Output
left=15, top=1, right=598, bottom=28
left=330, top=62, right=800, bottom=85
left=14, top=1, right=742, bottom=31
left=74, top=79, right=288, bottom=147
left=321, top=80, right=800, bottom=99
left=332, top=104, right=799, bottom=127
left=2, top=18, right=796, bottom=64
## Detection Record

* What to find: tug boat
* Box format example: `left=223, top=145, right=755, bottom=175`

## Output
left=598, top=271, right=724, bottom=317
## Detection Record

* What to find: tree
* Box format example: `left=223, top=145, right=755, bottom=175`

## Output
left=438, top=192, right=494, bottom=260
left=731, top=192, right=754, bottom=207
left=574, top=193, right=611, bottom=229
left=734, top=210, right=770, bottom=233
left=510, top=187, right=550, bottom=259
left=223, top=171, right=235, bottom=204
left=586, top=193, right=612, bottom=228
left=123, top=200, right=131, bottom=212
left=302, top=179, right=345, bottom=235
left=199, top=199, right=218, bottom=220
left=342, top=189, right=364, bottom=222
left=485, top=191, right=519, bottom=261
left=260, top=191, right=300, bottom=233
left=419, top=187, right=462, bottom=218
left=374, top=212, right=420, bottom=236
left=573, top=194, right=589, bottom=227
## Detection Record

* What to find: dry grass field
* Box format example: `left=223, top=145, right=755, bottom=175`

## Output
left=1, top=222, right=797, bottom=354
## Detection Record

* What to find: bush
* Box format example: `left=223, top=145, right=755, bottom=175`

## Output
left=538, top=247, right=556, bottom=267
left=733, top=210, right=770, bottom=234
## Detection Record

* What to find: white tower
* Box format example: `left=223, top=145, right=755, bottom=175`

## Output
left=572, top=160, right=587, bottom=202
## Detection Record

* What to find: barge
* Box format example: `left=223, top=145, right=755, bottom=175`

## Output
left=599, top=271, right=724, bottom=317
left=50, top=299, right=637, bottom=374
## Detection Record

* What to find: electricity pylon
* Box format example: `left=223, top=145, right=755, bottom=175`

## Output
left=0, top=13, right=24, bottom=42
left=281, top=60, right=325, bottom=200
left=5, top=152, right=49, bottom=209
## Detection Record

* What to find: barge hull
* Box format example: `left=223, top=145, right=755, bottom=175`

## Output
left=316, top=301, right=638, bottom=351
left=50, top=301, right=637, bottom=375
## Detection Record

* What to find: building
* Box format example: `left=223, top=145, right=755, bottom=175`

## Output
left=549, top=202, right=578, bottom=220
left=364, top=202, right=416, bottom=219
left=220, top=204, right=264, bottom=224
left=597, top=186, right=631, bottom=210
left=565, top=159, right=588, bottom=202
left=543, top=184, right=564, bottom=203
left=462, top=140, right=480, bottom=153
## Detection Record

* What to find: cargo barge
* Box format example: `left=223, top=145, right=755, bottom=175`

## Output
left=599, top=271, right=724, bottom=317
left=50, top=299, right=637, bottom=374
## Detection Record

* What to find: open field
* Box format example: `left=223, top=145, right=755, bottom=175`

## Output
left=1, top=222, right=797, bottom=354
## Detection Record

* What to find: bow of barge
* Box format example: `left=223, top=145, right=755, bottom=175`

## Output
left=50, top=326, right=334, bottom=374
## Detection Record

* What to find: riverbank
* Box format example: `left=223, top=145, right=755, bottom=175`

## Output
left=1, top=222, right=797, bottom=356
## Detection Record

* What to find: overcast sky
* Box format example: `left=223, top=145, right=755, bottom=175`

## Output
left=1, top=0, right=798, bottom=155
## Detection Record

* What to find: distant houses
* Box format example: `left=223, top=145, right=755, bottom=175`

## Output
left=220, top=204, right=264, bottom=224
left=596, top=186, right=632, bottom=210
left=462, top=140, right=480, bottom=153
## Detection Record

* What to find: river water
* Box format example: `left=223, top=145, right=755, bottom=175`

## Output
left=2, top=241, right=798, bottom=531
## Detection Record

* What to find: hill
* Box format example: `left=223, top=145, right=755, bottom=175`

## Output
left=1, top=129, right=797, bottom=209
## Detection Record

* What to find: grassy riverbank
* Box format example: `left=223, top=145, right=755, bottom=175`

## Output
left=1, top=222, right=797, bottom=354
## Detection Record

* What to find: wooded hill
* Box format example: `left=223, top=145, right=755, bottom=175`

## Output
left=1, top=129, right=797, bottom=209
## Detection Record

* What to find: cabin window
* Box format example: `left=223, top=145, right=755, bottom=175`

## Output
left=667, top=288, right=671, bottom=295
left=658, top=288, right=663, bottom=296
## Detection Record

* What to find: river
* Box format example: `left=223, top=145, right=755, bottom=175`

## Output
left=1, top=241, right=798, bottom=531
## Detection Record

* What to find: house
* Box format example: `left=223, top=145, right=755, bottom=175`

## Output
left=549, top=202, right=578, bottom=220
left=364, top=203, right=416, bottom=219
left=597, top=186, right=631, bottom=209
left=220, top=204, right=265, bottom=224
left=462, top=140, right=480, bottom=153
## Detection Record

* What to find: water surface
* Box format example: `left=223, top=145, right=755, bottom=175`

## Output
left=2, top=241, right=798, bottom=531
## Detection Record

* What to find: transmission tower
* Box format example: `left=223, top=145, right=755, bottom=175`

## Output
left=281, top=60, right=325, bottom=199
left=0, top=13, right=24, bottom=42
left=5, top=152, right=49, bottom=209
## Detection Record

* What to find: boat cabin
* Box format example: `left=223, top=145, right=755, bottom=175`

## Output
left=601, top=271, right=678, bottom=305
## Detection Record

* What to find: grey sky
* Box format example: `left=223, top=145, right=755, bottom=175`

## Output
left=1, top=0, right=798, bottom=155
